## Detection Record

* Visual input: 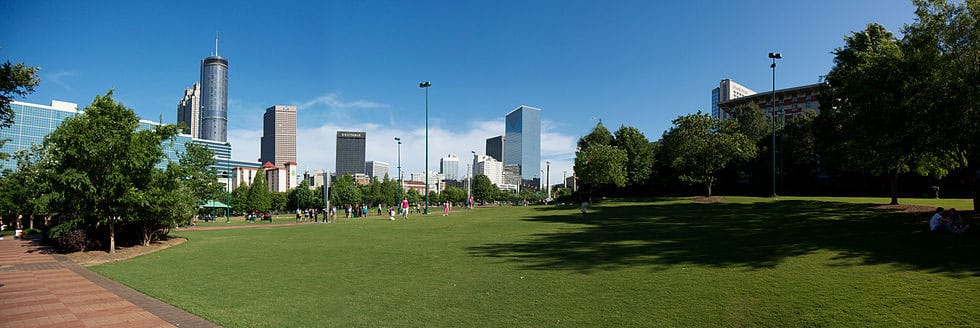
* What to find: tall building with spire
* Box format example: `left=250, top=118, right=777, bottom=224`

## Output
left=176, top=82, right=201, bottom=138
left=200, top=37, right=229, bottom=142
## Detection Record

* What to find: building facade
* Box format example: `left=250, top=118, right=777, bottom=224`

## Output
left=717, top=83, right=822, bottom=121
left=474, top=154, right=504, bottom=187
left=365, top=161, right=389, bottom=181
left=200, top=54, right=229, bottom=142
left=259, top=105, right=297, bottom=166
left=176, top=82, right=201, bottom=138
left=440, top=154, right=459, bottom=181
left=336, top=131, right=366, bottom=177
left=1, top=100, right=259, bottom=194
left=711, top=79, right=756, bottom=120
left=485, top=135, right=504, bottom=162
left=504, top=105, right=541, bottom=189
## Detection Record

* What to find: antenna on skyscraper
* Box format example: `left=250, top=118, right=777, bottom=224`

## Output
left=215, top=32, right=219, bottom=56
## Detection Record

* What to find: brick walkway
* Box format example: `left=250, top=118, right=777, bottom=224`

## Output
left=0, top=237, right=219, bottom=328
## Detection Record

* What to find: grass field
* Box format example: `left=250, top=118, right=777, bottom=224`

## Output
left=92, top=197, right=980, bottom=327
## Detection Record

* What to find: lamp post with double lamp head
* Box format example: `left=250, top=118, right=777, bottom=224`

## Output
left=768, top=52, right=781, bottom=198
left=395, top=137, right=402, bottom=206
left=419, top=81, right=431, bottom=214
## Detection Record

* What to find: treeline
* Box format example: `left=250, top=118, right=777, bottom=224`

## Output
left=0, top=92, right=225, bottom=253
left=576, top=0, right=980, bottom=207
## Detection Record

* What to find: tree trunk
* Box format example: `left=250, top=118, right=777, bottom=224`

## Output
left=109, top=217, right=116, bottom=254
left=890, top=174, right=899, bottom=205
left=706, top=183, right=713, bottom=198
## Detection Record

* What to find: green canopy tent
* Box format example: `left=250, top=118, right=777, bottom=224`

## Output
left=198, top=200, right=230, bottom=222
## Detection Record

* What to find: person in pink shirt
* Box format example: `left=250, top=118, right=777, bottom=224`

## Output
left=401, top=198, right=409, bottom=218
left=442, top=201, right=450, bottom=216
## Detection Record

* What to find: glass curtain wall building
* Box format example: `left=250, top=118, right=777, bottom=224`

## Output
left=0, top=100, right=257, bottom=188
left=504, top=105, right=541, bottom=189
left=200, top=55, right=229, bottom=142
left=335, top=131, right=366, bottom=177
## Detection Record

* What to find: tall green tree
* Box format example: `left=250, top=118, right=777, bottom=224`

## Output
left=175, top=143, right=223, bottom=205
left=471, top=174, right=496, bottom=204
left=41, top=91, right=177, bottom=253
left=0, top=57, right=41, bottom=128
left=612, top=125, right=655, bottom=186
left=247, top=172, right=272, bottom=212
left=330, top=174, right=362, bottom=206
left=819, top=22, right=964, bottom=204
left=574, top=144, right=628, bottom=198
left=288, top=180, right=316, bottom=210
left=577, top=121, right=613, bottom=151
left=660, top=112, right=756, bottom=197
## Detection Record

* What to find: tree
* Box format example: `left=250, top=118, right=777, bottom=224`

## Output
left=574, top=144, right=628, bottom=197
left=230, top=186, right=249, bottom=214
left=41, top=91, right=178, bottom=253
left=247, top=172, right=272, bottom=212
left=612, top=125, right=655, bottom=186
left=288, top=180, right=315, bottom=210
left=660, top=112, right=756, bottom=197
left=330, top=174, right=362, bottom=207
left=442, top=186, right=466, bottom=204
left=577, top=121, right=613, bottom=151
left=176, top=143, right=223, bottom=205
left=471, top=174, right=496, bottom=204
left=0, top=57, right=41, bottom=128
left=901, top=0, right=980, bottom=209
left=819, top=22, right=964, bottom=204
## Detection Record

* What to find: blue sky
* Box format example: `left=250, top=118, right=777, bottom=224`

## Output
left=1, top=0, right=916, bottom=182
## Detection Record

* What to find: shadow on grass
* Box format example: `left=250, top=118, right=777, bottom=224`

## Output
left=467, top=200, right=980, bottom=277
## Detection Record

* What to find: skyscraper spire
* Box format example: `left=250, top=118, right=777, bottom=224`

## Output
left=215, top=32, right=219, bottom=56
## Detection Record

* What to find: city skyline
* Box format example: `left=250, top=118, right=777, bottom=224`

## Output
left=1, top=1, right=917, bottom=185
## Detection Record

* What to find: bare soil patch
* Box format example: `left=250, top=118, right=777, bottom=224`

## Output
left=67, top=237, right=186, bottom=266
left=692, top=196, right=726, bottom=203
left=872, top=204, right=937, bottom=213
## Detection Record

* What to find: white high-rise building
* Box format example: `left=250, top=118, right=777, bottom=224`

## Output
left=440, top=154, right=460, bottom=181
left=711, top=79, right=756, bottom=120
left=474, top=154, right=503, bottom=187
left=365, top=161, right=389, bottom=181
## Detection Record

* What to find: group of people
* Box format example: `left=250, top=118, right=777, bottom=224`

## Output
left=294, top=208, right=322, bottom=223
left=929, top=207, right=971, bottom=234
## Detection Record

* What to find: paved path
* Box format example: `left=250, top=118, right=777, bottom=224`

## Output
left=0, top=237, right=219, bottom=328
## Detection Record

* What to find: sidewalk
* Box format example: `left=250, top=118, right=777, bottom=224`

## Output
left=0, top=237, right=219, bottom=328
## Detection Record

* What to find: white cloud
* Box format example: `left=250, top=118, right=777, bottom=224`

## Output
left=43, top=71, right=77, bottom=92
left=297, top=93, right=388, bottom=110
left=228, top=118, right=578, bottom=188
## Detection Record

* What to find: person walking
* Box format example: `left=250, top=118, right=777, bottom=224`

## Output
left=443, top=200, right=450, bottom=216
left=401, top=198, right=409, bottom=218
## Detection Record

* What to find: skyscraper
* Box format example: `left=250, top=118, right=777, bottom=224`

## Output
left=259, top=105, right=297, bottom=166
left=176, top=82, right=200, bottom=138
left=505, top=105, right=541, bottom=188
left=365, top=161, right=389, bottom=181
left=486, top=135, right=504, bottom=162
left=200, top=43, right=228, bottom=142
left=440, top=154, right=460, bottom=181
left=336, top=131, right=366, bottom=177
left=711, top=79, right=755, bottom=120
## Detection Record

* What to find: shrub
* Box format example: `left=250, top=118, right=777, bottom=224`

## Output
left=56, top=230, right=88, bottom=253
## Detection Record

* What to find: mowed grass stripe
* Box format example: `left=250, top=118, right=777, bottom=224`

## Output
left=93, top=197, right=980, bottom=327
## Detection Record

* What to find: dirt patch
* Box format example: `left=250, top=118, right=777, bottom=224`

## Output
left=692, top=196, right=726, bottom=203
left=67, top=237, right=186, bottom=266
left=872, top=204, right=938, bottom=213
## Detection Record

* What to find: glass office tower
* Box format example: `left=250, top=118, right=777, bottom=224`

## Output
left=200, top=55, right=228, bottom=142
left=504, top=105, right=541, bottom=189
left=336, top=131, right=366, bottom=177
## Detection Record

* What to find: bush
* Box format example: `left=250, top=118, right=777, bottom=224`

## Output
left=56, top=230, right=88, bottom=253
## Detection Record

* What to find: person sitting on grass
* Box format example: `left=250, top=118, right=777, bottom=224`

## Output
left=930, top=207, right=945, bottom=233
left=947, top=208, right=969, bottom=234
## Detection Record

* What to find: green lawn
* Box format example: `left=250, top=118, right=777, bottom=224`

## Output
left=92, top=197, right=980, bottom=327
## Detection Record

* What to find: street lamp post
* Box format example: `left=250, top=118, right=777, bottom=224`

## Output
left=419, top=81, right=431, bottom=214
left=470, top=150, right=476, bottom=208
left=225, top=146, right=231, bottom=224
left=395, top=137, right=402, bottom=206
left=546, top=161, right=551, bottom=200
left=768, top=52, right=781, bottom=198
